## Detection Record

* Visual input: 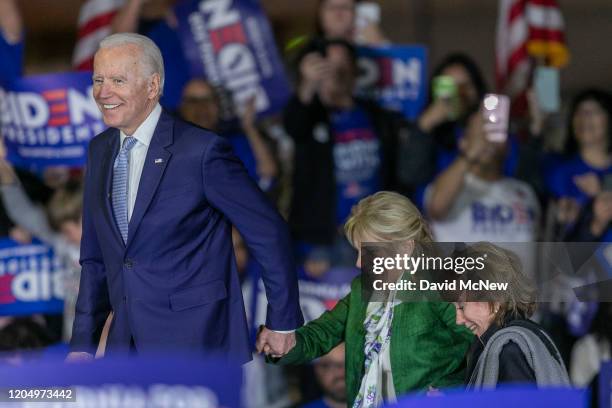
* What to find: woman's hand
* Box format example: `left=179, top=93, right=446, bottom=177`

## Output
left=256, top=326, right=297, bottom=358
left=573, top=172, right=601, bottom=198
left=591, top=191, right=612, bottom=236
left=418, top=98, right=455, bottom=133
left=556, top=197, right=581, bottom=225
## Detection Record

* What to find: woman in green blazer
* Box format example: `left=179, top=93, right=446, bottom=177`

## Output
left=260, top=191, right=473, bottom=408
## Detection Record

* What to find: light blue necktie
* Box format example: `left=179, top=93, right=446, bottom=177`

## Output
left=112, top=136, right=138, bottom=243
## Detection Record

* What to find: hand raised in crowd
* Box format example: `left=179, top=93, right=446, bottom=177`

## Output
left=527, top=87, right=546, bottom=137
left=298, top=52, right=331, bottom=104
left=458, top=113, right=491, bottom=165
left=355, top=22, right=389, bottom=46
left=591, top=191, right=612, bottom=236
left=255, top=326, right=296, bottom=358
left=418, top=97, right=458, bottom=133
left=556, top=197, right=581, bottom=225
left=0, top=138, right=17, bottom=185
left=239, top=95, right=258, bottom=134
left=573, top=172, right=601, bottom=198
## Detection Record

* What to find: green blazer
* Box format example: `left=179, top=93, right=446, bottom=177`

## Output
left=275, top=277, right=473, bottom=407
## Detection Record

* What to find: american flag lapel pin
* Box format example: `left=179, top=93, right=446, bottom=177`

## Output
left=154, top=158, right=164, bottom=164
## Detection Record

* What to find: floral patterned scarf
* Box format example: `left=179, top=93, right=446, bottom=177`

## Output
left=352, top=293, right=397, bottom=408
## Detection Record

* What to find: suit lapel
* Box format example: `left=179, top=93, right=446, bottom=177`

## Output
left=102, top=129, right=124, bottom=246
left=126, top=111, right=174, bottom=249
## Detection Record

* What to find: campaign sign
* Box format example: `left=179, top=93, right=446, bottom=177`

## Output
left=601, top=362, right=612, bottom=408
left=0, top=72, right=105, bottom=169
left=356, top=45, right=427, bottom=120
left=0, top=238, right=64, bottom=316
left=391, top=386, right=587, bottom=408
left=0, top=355, right=242, bottom=407
left=174, top=0, right=291, bottom=119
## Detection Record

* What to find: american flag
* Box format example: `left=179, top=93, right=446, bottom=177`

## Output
left=72, top=0, right=125, bottom=71
left=496, top=0, right=570, bottom=101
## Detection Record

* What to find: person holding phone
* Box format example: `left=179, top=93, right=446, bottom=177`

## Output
left=424, top=108, right=540, bottom=245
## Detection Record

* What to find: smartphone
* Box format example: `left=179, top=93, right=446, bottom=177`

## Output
left=355, top=2, right=381, bottom=29
left=432, top=75, right=459, bottom=120
left=534, top=66, right=560, bottom=113
left=482, top=93, right=510, bottom=143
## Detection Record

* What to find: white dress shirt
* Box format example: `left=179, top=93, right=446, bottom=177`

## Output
left=119, top=103, right=162, bottom=221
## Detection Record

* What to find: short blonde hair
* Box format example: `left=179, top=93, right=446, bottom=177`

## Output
left=344, top=191, right=433, bottom=245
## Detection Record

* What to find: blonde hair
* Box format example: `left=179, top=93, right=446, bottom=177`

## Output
left=344, top=191, right=432, bottom=245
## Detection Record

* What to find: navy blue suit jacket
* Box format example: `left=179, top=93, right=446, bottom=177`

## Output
left=71, top=110, right=303, bottom=362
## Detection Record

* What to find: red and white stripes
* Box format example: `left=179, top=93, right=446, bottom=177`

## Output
left=72, top=0, right=125, bottom=71
left=496, top=0, right=569, bottom=99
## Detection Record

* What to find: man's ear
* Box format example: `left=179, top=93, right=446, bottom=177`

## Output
left=148, top=73, right=161, bottom=99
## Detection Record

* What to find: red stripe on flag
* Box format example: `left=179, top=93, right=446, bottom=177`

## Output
left=528, top=27, right=565, bottom=42
left=509, top=0, right=526, bottom=22
left=528, top=0, right=561, bottom=7
left=77, top=59, right=94, bottom=71
left=77, top=10, right=117, bottom=39
left=48, top=116, right=70, bottom=126
left=507, top=44, right=529, bottom=75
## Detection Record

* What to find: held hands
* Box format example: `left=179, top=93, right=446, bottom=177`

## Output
left=255, top=326, right=296, bottom=358
left=65, top=351, right=94, bottom=363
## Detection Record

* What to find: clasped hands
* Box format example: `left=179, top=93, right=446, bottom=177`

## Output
left=255, top=326, right=296, bottom=358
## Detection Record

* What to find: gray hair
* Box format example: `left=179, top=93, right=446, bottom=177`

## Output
left=99, top=33, right=165, bottom=95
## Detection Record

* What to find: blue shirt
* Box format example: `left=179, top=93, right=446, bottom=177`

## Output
left=549, top=155, right=612, bottom=205
left=331, top=107, right=381, bottom=225
left=301, top=399, right=334, bottom=408
left=0, top=32, right=23, bottom=85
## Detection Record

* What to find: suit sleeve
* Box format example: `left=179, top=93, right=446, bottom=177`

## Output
left=202, top=136, right=304, bottom=331
left=272, top=291, right=350, bottom=365
left=70, top=145, right=111, bottom=353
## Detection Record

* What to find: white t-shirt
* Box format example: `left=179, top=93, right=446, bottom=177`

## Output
left=426, top=173, right=540, bottom=274
left=426, top=173, right=540, bottom=242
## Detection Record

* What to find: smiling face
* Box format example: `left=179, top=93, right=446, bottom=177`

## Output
left=454, top=301, right=496, bottom=337
left=92, top=44, right=160, bottom=135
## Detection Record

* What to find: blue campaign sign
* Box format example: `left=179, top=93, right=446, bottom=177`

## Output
left=0, top=238, right=65, bottom=316
left=601, top=362, right=612, bottom=408
left=390, top=386, right=587, bottom=408
left=174, top=0, right=291, bottom=120
left=356, top=45, right=428, bottom=120
left=0, top=355, right=243, bottom=407
left=0, top=72, right=105, bottom=170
